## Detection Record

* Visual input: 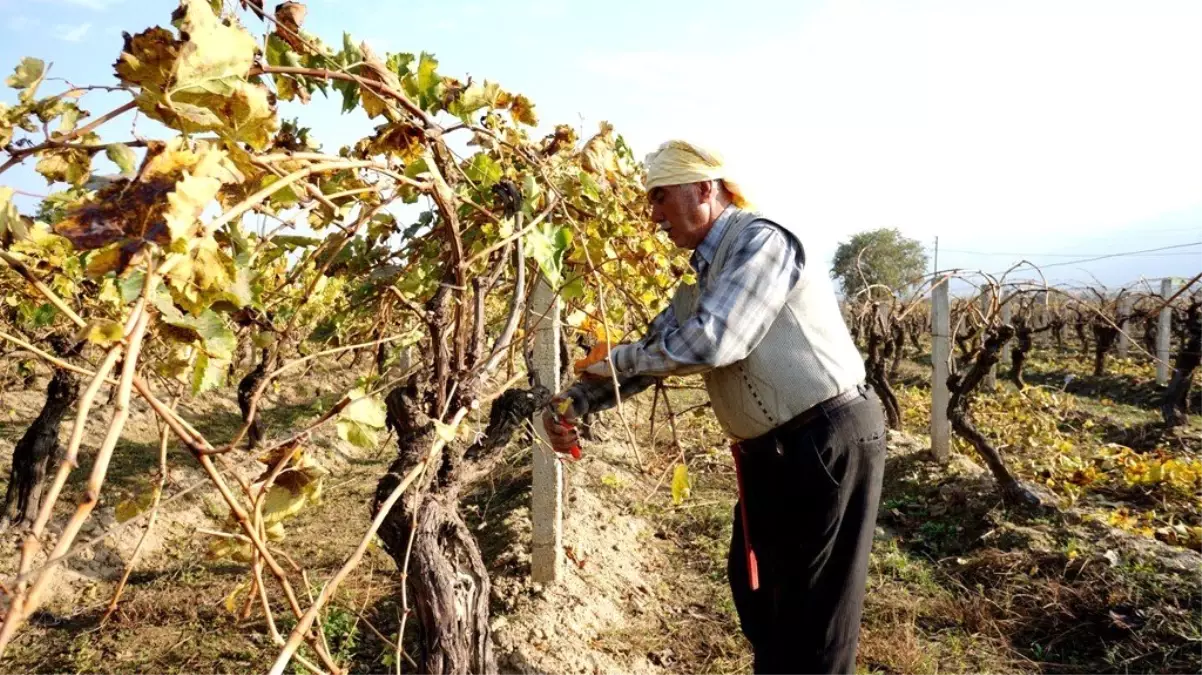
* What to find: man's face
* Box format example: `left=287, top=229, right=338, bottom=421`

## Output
left=649, top=182, right=712, bottom=250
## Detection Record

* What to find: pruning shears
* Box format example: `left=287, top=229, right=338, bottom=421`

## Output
left=549, top=396, right=582, bottom=460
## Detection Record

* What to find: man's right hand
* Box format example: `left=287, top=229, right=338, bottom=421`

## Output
left=543, top=393, right=581, bottom=457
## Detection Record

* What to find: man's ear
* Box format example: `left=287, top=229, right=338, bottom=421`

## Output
left=695, top=180, right=714, bottom=203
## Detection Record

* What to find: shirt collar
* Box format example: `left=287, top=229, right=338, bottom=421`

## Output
left=690, top=203, right=738, bottom=273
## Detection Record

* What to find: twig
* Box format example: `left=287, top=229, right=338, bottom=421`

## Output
left=101, top=394, right=178, bottom=624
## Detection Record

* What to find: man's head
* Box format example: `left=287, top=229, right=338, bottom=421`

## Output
left=642, top=140, right=750, bottom=251
left=648, top=180, right=731, bottom=250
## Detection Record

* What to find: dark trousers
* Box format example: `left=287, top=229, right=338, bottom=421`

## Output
left=728, top=385, right=887, bottom=674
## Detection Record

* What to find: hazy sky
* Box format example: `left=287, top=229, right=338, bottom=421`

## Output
left=1, top=0, right=1199, bottom=290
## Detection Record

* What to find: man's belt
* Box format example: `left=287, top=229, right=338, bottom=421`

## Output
left=773, top=383, right=869, bottom=436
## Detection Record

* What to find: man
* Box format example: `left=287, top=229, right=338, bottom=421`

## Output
left=543, top=140, right=887, bottom=674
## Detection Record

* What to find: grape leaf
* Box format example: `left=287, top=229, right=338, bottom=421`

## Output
left=191, top=351, right=227, bottom=394
left=84, top=320, right=125, bottom=346
left=35, top=148, right=93, bottom=187
left=106, top=143, right=137, bottom=176
left=337, top=419, right=378, bottom=449
left=115, top=484, right=161, bottom=523
left=342, top=387, right=386, bottom=427
left=114, top=0, right=278, bottom=149
left=6, top=57, right=45, bottom=103
left=55, top=138, right=239, bottom=257
left=464, top=152, right=501, bottom=187
left=524, top=221, right=570, bottom=285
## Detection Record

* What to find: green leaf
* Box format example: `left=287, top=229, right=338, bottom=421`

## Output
left=57, top=105, right=81, bottom=133
left=524, top=221, right=570, bottom=286
left=106, top=143, right=137, bottom=176
left=449, top=79, right=500, bottom=123
left=342, top=387, right=386, bottom=427
left=579, top=171, right=601, bottom=202
left=191, top=351, right=227, bottom=395
left=386, top=52, right=415, bottom=79
left=337, top=419, right=378, bottom=449
left=6, top=57, right=45, bottom=102
left=464, top=152, right=501, bottom=188
left=671, top=464, right=691, bottom=505
left=119, top=270, right=147, bottom=303
left=415, top=52, right=440, bottom=97
left=561, top=276, right=585, bottom=301
left=159, top=307, right=236, bottom=359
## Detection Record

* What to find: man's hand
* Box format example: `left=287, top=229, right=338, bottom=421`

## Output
left=543, top=393, right=582, bottom=458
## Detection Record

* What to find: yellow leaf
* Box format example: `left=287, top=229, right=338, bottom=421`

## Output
left=671, top=464, right=691, bottom=505
left=434, top=420, right=458, bottom=444
left=222, top=580, right=249, bottom=615
left=83, top=320, right=125, bottom=346
left=114, top=485, right=160, bottom=522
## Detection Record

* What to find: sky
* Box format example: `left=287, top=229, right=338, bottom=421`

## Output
left=1, top=0, right=1199, bottom=292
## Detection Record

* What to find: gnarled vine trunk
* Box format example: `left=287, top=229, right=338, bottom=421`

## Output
left=374, top=373, right=497, bottom=675
left=1161, top=301, right=1200, bottom=427
left=864, top=309, right=900, bottom=429
left=947, top=325, right=1039, bottom=505
left=2, top=337, right=80, bottom=529
left=1091, top=321, right=1119, bottom=377
left=237, top=349, right=270, bottom=450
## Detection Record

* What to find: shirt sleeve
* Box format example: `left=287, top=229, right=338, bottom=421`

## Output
left=609, top=222, right=804, bottom=378
left=559, top=303, right=678, bottom=417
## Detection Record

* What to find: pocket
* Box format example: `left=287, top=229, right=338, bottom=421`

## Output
left=794, top=434, right=845, bottom=492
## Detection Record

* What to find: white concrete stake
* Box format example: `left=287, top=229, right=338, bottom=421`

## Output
left=528, top=275, right=563, bottom=583
left=1157, top=278, right=1173, bottom=385
left=1116, top=295, right=1132, bottom=358
left=931, top=279, right=951, bottom=462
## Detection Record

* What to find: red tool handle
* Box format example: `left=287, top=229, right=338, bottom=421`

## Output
left=730, top=442, right=760, bottom=591
left=553, top=417, right=582, bottom=460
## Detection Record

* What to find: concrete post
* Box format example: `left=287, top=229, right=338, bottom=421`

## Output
left=931, top=279, right=951, bottom=462
left=1157, top=278, right=1173, bottom=385
left=528, top=276, right=563, bottom=583
left=1116, top=295, right=1132, bottom=358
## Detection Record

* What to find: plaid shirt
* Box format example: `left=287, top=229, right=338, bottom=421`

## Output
left=565, top=205, right=804, bottom=415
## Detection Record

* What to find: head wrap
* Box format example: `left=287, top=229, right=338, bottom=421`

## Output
left=642, top=140, right=751, bottom=209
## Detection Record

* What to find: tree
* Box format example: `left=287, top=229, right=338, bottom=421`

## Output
left=830, top=228, right=928, bottom=300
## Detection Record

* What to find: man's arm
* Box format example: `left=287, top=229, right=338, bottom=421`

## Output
left=609, top=222, right=803, bottom=378
left=558, top=302, right=680, bottom=416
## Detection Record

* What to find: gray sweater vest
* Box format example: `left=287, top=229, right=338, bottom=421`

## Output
left=669, top=208, right=866, bottom=439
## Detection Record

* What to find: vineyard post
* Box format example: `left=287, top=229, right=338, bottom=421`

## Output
left=1117, top=295, right=1132, bottom=358
left=931, top=278, right=951, bottom=462
left=982, top=287, right=997, bottom=389
left=528, top=275, right=564, bottom=584
left=1157, top=278, right=1173, bottom=385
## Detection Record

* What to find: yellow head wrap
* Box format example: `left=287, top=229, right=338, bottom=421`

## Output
left=642, top=140, right=751, bottom=209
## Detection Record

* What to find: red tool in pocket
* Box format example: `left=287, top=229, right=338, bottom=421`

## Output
left=730, top=441, right=760, bottom=591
